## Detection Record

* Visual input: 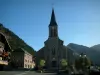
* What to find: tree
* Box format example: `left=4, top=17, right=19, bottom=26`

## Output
left=84, top=57, right=91, bottom=68
left=75, top=54, right=91, bottom=71
left=39, top=59, right=45, bottom=72
left=75, top=59, right=81, bottom=70
left=60, top=59, right=68, bottom=70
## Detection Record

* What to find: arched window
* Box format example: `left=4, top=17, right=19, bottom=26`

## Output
left=52, top=49, right=55, bottom=55
left=54, top=28, right=57, bottom=36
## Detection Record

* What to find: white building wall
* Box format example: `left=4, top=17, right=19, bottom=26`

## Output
left=24, top=52, right=35, bottom=69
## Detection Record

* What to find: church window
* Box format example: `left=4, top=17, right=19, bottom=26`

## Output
left=52, top=49, right=55, bottom=55
left=54, top=28, right=56, bottom=36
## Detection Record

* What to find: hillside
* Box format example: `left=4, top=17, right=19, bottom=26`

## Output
left=67, top=43, right=100, bottom=66
left=90, top=44, right=100, bottom=52
left=0, top=23, right=35, bottom=55
left=67, top=43, right=90, bottom=54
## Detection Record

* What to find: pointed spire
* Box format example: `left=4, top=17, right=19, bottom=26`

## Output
left=49, top=8, right=57, bottom=26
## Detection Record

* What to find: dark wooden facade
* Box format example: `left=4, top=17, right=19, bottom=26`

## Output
left=0, top=32, right=12, bottom=70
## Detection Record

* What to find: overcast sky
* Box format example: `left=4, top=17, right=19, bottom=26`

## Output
left=0, top=0, right=100, bottom=51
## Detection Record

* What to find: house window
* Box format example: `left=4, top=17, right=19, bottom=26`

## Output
left=30, top=65, right=32, bottom=68
left=25, top=64, right=27, bottom=68
left=28, top=65, right=30, bottom=68
left=25, top=59, right=27, bottom=62
left=0, top=57, right=2, bottom=60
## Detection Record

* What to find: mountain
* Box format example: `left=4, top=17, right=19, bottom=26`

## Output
left=90, top=44, right=100, bottom=52
left=0, top=23, right=35, bottom=55
left=67, top=43, right=100, bottom=66
left=67, top=43, right=90, bottom=54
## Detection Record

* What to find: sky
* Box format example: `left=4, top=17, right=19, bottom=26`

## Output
left=0, top=0, right=100, bottom=51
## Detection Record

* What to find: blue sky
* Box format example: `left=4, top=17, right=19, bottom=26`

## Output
left=0, top=0, right=100, bottom=51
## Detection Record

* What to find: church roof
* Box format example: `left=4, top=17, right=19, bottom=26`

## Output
left=49, top=8, right=57, bottom=26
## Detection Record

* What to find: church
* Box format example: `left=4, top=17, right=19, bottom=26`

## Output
left=36, top=9, right=74, bottom=69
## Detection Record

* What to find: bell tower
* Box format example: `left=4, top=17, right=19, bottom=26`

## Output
left=49, top=8, right=58, bottom=38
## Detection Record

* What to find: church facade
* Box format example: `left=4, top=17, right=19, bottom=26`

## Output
left=36, top=9, right=74, bottom=69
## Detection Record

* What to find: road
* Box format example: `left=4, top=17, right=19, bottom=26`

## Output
left=0, top=71, right=57, bottom=75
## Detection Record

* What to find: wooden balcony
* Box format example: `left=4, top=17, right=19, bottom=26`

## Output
left=0, top=60, right=8, bottom=65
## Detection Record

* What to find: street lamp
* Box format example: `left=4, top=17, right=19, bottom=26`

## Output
left=84, top=55, right=86, bottom=57
left=79, top=55, right=82, bottom=57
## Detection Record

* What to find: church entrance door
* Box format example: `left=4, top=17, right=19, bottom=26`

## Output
left=52, top=61, right=56, bottom=67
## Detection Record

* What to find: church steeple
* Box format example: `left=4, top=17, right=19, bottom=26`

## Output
left=49, top=8, right=57, bottom=26
left=49, top=8, right=58, bottom=38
